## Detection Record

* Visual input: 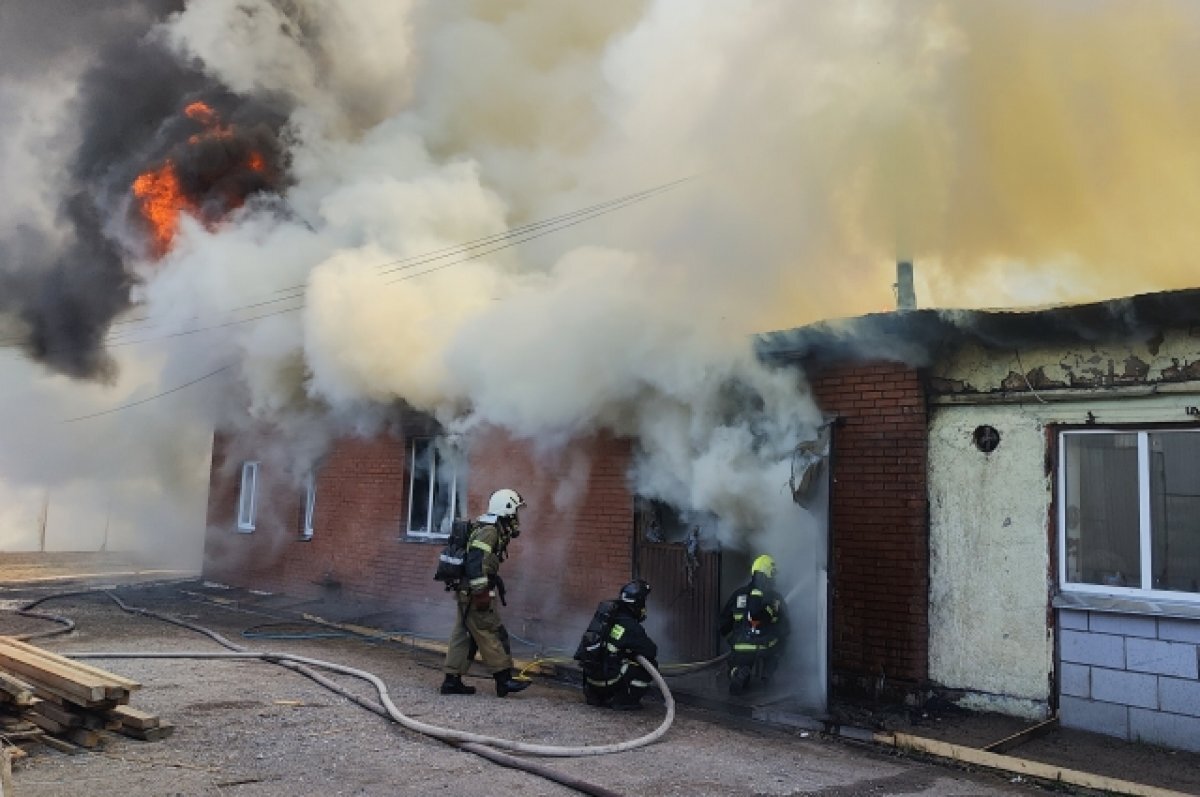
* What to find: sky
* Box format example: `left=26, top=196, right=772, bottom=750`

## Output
left=3, top=0, right=1200, bottom=569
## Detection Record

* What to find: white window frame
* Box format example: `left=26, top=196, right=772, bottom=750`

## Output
left=405, top=437, right=461, bottom=539
left=301, top=472, right=316, bottom=539
left=1058, top=428, right=1200, bottom=603
left=237, top=461, right=260, bottom=532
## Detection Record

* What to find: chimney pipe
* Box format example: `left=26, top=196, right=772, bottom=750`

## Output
left=895, top=261, right=916, bottom=311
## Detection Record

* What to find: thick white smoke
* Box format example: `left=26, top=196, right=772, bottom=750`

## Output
left=6, top=0, right=1200, bottom=599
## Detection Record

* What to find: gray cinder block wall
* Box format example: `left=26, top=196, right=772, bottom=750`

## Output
left=1058, top=609, right=1200, bottom=752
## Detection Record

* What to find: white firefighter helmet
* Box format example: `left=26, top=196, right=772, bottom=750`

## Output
left=487, top=488, right=525, bottom=518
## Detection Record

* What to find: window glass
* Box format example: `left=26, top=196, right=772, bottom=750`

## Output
left=408, top=440, right=434, bottom=534
left=302, top=473, right=316, bottom=538
left=1063, top=434, right=1139, bottom=587
left=1149, top=432, right=1200, bottom=593
left=238, top=461, right=259, bottom=531
left=406, top=437, right=464, bottom=537
left=431, top=448, right=455, bottom=535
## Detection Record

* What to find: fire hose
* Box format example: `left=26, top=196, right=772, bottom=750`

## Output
left=13, top=590, right=678, bottom=796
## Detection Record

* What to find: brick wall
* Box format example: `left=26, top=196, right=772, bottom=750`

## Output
left=1059, top=608, right=1200, bottom=752
left=809, top=361, right=930, bottom=697
left=203, top=428, right=635, bottom=650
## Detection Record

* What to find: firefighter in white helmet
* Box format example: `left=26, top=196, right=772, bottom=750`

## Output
left=440, top=488, right=532, bottom=697
left=718, top=553, right=789, bottom=696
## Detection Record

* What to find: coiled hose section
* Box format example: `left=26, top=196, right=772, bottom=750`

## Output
left=13, top=589, right=679, bottom=797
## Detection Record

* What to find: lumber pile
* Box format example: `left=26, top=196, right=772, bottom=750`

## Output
left=0, top=637, right=172, bottom=757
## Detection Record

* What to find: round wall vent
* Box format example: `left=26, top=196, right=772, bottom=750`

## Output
left=973, top=425, right=1001, bottom=453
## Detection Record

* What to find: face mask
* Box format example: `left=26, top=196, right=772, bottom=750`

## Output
left=507, top=515, right=521, bottom=538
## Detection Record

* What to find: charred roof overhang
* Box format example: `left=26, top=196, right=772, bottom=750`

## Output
left=754, top=286, right=1200, bottom=369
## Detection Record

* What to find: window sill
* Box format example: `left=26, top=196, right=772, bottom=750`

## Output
left=1054, top=591, right=1200, bottom=621
left=401, top=535, right=449, bottom=544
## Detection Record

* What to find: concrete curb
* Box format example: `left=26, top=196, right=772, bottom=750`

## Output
left=874, top=731, right=1194, bottom=797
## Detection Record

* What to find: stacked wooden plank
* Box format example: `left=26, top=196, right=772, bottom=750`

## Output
left=0, top=636, right=172, bottom=754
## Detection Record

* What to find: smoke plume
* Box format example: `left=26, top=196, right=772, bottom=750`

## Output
left=4, top=2, right=1200, bottom=654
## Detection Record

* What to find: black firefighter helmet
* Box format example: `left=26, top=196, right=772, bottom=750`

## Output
left=618, top=579, right=651, bottom=620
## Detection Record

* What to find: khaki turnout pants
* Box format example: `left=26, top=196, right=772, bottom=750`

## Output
left=444, top=591, right=513, bottom=675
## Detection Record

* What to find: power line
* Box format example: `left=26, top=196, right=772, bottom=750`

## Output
left=23, top=176, right=694, bottom=420
left=386, top=181, right=687, bottom=285
left=61, top=362, right=236, bottom=423
left=1, top=176, right=694, bottom=355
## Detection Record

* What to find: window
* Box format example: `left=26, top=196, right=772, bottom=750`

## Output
left=405, top=437, right=465, bottom=538
left=237, top=461, right=259, bottom=532
left=1059, top=429, right=1200, bottom=599
left=300, top=472, right=317, bottom=539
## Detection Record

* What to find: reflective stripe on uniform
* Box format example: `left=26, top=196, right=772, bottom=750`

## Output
left=585, top=660, right=630, bottom=687
left=470, top=539, right=493, bottom=553
left=733, top=639, right=779, bottom=652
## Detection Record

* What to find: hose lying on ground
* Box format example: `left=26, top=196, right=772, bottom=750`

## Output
left=71, top=647, right=674, bottom=758
left=9, top=589, right=677, bottom=796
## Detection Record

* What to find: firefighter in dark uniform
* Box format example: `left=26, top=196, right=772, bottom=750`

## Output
left=719, top=554, right=789, bottom=695
left=577, top=579, right=658, bottom=710
left=440, top=488, right=531, bottom=698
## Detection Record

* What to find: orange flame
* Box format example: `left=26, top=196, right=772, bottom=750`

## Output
left=131, top=102, right=272, bottom=258
left=185, top=100, right=236, bottom=144
left=131, top=160, right=196, bottom=257
left=183, top=101, right=217, bottom=125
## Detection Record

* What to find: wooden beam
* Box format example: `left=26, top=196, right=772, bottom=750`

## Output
left=0, top=672, right=34, bottom=706
left=27, top=684, right=120, bottom=711
left=118, top=722, right=174, bottom=742
left=25, top=712, right=67, bottom=735
left=981, top=717, right=1059, bottom=754
left=877, top=731, right=1195, bottom=797
left=0, top=645, right=109, bottom=704
left=0, top=638, right=140, bottom=693
left=28, top=700, right=83, bottom=729
left=1, top=747, right=13, bottom=797
left=34, top=734, right=82, bottom=755
left=107, top=705, right=160, bottom=730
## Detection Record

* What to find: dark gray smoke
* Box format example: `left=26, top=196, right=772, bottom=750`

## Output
left=0, top=0, right=289, bottom=378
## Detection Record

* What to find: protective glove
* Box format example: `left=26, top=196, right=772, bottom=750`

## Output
left=471, top=590, right=493, bottom=610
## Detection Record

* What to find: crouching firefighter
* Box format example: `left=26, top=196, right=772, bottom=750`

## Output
left=719, top=554, right=789, bottom=696
left=440, top=488, right=532, bottom=698
left=574, top=580, right=658, bottom=710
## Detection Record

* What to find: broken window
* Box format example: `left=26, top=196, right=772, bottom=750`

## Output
left=237, top=461, right=259, bottom=532
left=634, top=498, right=717, bottom=544
left=1060, top=430, right=1200, bottom=598
left=405, top=437, right=465, bottom=538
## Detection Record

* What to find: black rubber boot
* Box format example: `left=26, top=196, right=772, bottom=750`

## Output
left=440, top=674, right=476, bottom=695
left=493, top=668, right=530, bottom=697
left=729, top=665, right=750, bottom=696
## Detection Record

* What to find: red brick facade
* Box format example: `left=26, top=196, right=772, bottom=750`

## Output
left=810, top=362, right=930, bottom=698
left=205, top=359, right=933, bottom=699
left=203, top=428, right=636, bottom=649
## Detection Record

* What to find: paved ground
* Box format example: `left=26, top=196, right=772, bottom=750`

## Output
left=0, top=580, right=1041, bottom=797
left=0, top=557, right=1197, bottom=796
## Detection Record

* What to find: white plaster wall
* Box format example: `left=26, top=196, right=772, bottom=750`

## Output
left=928, top=405, right=1053, bottom=715
left=928, top=358, right=1200, bottom=719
